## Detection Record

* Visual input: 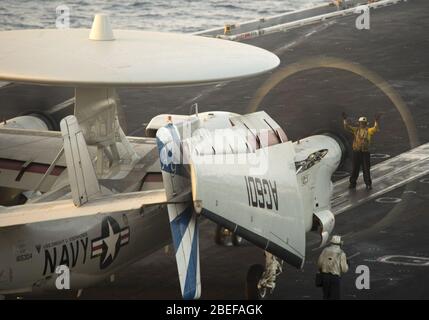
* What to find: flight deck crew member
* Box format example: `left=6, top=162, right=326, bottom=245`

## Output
left=342, top=112, right=381, bottom=190
left=317, top=235, right=349, bottom=300
left=333, top=0, right=347, bottom=10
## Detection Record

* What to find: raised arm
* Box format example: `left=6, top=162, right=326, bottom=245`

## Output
left=342, top=112, right=356, bottom=134
left=369, top=113, right=381, bottom=134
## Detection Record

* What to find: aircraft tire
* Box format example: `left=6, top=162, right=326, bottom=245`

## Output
left=245, top=264, right=264, bottom=300
left=232, top=234, right=243, bottom=246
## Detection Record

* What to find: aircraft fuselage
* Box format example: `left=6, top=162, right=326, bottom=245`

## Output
left=0, top=204, right=171, bottom=295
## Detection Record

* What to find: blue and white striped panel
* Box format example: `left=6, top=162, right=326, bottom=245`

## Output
left=168, top=203, right=201, bottom=300
left=156, top=122, right=201, bottom=300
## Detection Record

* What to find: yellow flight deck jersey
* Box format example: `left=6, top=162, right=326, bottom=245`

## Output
left=344, top=120, right=379, bottom=152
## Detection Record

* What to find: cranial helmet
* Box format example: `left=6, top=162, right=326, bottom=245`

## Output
left=330, top=235, right=343, bottom=245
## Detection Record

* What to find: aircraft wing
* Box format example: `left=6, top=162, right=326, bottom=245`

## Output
left=0, top=127, right=157, bottom=193
left=0, top=128, right=65, bottom=192
left=0, top=188, right=169, bottom=228
left=332, top=142, right=429, bottom=215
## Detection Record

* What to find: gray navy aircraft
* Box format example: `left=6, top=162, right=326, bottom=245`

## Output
left=0, top=0, right=428, bottom=299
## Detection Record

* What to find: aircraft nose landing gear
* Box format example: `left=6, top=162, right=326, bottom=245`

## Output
left=246, top=252, right=283, bottom=300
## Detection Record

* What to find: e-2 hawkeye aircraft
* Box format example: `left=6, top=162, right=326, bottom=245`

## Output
left=0, top=14, right=428, bottom=300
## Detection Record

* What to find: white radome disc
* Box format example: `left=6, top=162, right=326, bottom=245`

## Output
left=0, top=27, right=280, bottom=87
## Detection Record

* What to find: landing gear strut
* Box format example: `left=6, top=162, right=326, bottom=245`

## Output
left=245, top=252, right=283, bottom=299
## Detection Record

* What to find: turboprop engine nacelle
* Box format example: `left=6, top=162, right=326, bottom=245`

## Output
left=0, top=113, right=55, bottom=131
left=294, top=134, right=344, bottom=247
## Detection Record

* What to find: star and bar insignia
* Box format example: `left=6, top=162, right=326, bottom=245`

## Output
left=91, top=216, right=130, bottom=269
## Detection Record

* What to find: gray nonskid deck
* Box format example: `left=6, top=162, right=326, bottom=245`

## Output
left=332, top=142, right=429, bottom=215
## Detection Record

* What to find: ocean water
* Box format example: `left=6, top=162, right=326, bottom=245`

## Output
left=0, top=0, right=326, bottom=33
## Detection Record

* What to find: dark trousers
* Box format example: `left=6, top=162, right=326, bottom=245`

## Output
left=350, top=151, right=371, bottom=186
left=322, top=273, right=341, bottom=300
